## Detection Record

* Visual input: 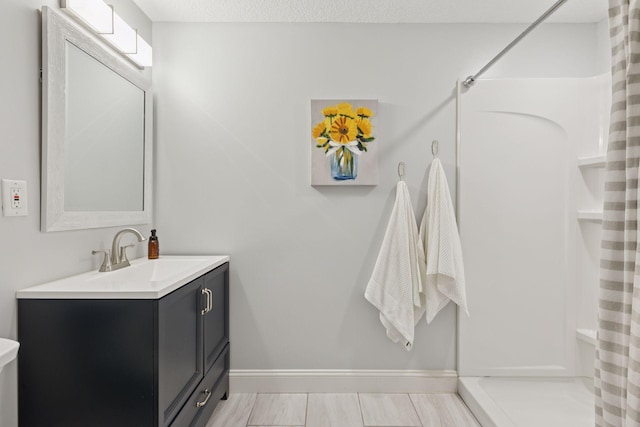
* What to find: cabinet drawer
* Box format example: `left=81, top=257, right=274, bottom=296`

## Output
left=170, top=343, right=229, bottom=427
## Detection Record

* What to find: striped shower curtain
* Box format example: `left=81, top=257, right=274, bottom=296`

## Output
left=595, top=1, right=640, bottom=425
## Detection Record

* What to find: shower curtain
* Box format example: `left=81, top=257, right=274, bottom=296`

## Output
left=595, top=1, right=640, bottom=425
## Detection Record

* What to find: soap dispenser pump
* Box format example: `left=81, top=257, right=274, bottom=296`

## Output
left=148, top=229, right=159, bottom=259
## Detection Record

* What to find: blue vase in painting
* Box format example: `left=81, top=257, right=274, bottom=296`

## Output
left=330, top=147, right=358, bottom=180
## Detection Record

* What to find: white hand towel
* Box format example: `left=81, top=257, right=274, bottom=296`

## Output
left=365, top=181, right=426, bottom=350
left=419, top=158, right=469, bottom=323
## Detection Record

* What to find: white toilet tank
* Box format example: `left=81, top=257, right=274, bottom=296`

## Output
left=0, top=338, right=19, bottom=374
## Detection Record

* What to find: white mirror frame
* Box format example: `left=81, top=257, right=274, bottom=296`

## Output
left=41, top=6, right=153, bottom=232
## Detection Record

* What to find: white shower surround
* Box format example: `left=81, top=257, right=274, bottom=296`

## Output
left=458, top=76, right=608, bottom=377
left=457, top=75, right=610, bottom=424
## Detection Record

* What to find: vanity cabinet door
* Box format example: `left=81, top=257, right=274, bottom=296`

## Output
left=158, top=276, right=204, bottom=427
left=18, top=299, right=156, bottom=427
left=202, top=263, right=229, bottom=374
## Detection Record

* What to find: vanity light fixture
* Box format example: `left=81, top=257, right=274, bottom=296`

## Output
left=61, top=0, right=152, bottom=67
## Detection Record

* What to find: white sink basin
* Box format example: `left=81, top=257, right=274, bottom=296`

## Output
left=0, top=338, right=19, bottom=374
left=89, top=257, right=213, bottom=285
left=16, top=255, right=229, bottom=299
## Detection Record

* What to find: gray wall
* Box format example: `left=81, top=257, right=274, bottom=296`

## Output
left=0, top=1, right=151, bottom=426
left=153, top=22, right=599, bottom=371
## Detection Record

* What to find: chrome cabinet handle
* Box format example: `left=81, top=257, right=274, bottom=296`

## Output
left=207, top=288, right=213, bottom=313
left=201, top=289, right=209, bottom=315
left=195, top=388, right=212, bottom=408
left=201, top=288, right=213, bottom=315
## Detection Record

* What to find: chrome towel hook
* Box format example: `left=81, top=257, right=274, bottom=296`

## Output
left=432, top=140, right=439, bottom=158
left=398, top=162, right=405, bottom=180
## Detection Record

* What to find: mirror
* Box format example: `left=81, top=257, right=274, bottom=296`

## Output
left=41, top=6, right=152, bottom=231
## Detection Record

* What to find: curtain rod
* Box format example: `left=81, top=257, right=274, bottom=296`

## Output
left=462, top=0, right=569, bottom=88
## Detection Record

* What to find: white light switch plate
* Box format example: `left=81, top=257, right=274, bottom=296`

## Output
left=2, top=179, right=28, bottom=216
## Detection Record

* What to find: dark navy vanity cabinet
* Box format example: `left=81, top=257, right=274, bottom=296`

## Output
left=17, top=262, right=229, bottom=427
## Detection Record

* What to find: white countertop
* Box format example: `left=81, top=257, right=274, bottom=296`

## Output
left=16, top=255, right=229, bottom=300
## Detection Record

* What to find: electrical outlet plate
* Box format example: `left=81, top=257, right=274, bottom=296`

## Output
left=2, top=179, right=28, bottom=217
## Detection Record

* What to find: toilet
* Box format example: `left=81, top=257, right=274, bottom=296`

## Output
left=0, top=338, right=19, bottom=374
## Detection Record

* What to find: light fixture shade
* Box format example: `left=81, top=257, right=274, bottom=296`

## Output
left=127, top=35, right=152, bottom=68
left=101, top=13, right=138, bottom=54
left=62, top=0, right=113, bottom=34
left=61, top=0, right=152, bottom=68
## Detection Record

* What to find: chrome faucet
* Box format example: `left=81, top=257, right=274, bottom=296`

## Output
left=92, top=228, right=146, bottom=272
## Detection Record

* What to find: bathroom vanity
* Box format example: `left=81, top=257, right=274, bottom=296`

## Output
left=16, top=256, right=229, bottom=427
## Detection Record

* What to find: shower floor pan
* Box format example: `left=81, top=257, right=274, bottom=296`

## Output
left=458, top=377, right=594, bottom=427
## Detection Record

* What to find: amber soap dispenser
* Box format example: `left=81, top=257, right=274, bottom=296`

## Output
left=148, top=229, right=159, bottom=259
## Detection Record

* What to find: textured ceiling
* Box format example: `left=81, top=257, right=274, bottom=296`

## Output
left=132, top=0, right=607, bottom=23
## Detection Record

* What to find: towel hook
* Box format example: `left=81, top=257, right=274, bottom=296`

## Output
left=398, top=162, right=405, bottom=180
left=432, top=140, right=439, bottom=158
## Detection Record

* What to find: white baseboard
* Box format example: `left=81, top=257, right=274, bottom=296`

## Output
left=229, top=369, right=458, bottom=393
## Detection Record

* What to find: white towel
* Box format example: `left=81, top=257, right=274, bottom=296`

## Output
left=419, top=158, right=469, bottom=323
left=365, top=181, right=426, bottom=350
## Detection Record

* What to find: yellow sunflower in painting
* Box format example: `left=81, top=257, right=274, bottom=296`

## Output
left=322, top=106, right=338, bottom=117
left=337, top=102, right=356, bottom=118
left=357, top=118, right=373, bottom=138
left=312, top=121, right=326, bottom=139
left=312, top=121, right=328, bottom=144
left=330, top=116, right=357, bottom=144
left=356, top=106, right=373, bottom=118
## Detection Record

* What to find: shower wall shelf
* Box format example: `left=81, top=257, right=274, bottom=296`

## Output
left=578, top=154, right=606, bottom=168
left=575, top=148, right=604, bottom=377
left=577, top=210, right=603, bottom=222
left=576, top=328, right=596, bottom=346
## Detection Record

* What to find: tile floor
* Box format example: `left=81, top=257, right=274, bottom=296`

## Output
left=205, top=393, right=480, bottom=427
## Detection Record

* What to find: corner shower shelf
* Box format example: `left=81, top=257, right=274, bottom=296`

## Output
left=577, top=210, right=603, bottom=222
left=576, top=328, right=596, bottom=346
left=578, top=154, right=606, bottom=168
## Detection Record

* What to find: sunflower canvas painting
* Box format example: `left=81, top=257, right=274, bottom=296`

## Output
left=311, top=99, right=379, bottom=186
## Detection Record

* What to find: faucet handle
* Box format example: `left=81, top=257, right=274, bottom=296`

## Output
left=119, top=244, right=136, bottom=264
left=92, top=249, right=112, bottom=272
